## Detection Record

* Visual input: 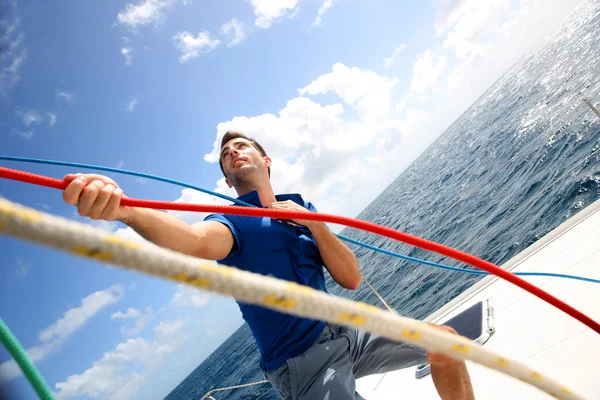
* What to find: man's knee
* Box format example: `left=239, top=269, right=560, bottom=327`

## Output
left=428, top=323, right=458, bottom=335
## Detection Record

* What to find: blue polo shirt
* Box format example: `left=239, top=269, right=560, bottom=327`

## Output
left=204, top=190, right=329, bottom=371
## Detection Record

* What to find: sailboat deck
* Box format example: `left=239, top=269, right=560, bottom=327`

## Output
left=357, top=198, right=600, bottom=399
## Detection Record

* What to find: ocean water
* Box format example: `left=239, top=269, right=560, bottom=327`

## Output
left=166, top=1, right=600, bottom=399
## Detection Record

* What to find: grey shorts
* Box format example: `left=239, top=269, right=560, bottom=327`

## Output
left=264, top=323, right=428, bottom=399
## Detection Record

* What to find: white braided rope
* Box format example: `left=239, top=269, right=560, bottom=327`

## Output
left=362, top=275, right=395, bottom=313
left=0, top=198, right=585, bottom=400
left=200, top=379, right=269, bottom=399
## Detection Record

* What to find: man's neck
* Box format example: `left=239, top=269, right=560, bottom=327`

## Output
left=235, top=181, right=277, bottom=207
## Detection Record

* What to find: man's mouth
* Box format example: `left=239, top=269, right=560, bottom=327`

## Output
left=232, top=158, right=246, bottom=168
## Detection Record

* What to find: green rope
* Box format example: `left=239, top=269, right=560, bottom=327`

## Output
left=0, top=317, right=54, bottom=399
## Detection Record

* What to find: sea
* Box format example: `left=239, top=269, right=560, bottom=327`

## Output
left=166, top=1, right=600, bottom=399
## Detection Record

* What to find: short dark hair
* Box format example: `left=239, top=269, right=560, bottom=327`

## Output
left=219, top=131, right=270, bottom=177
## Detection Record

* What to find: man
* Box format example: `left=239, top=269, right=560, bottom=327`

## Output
left=62, top=131, right=474, bottom=399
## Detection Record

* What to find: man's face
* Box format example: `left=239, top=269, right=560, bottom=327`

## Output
left=220, top=138, right=270, bottom=186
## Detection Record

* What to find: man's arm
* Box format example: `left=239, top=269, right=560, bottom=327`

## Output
left=308, top=222, right=362, bottom=290
left=62, top=173, right=234, bottom=260
left=269, top=200, right=362, bottom=290
left=122, top=208, right=234, bottom=260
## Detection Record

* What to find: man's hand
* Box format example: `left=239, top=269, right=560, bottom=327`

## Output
left=62, top=173, right=131, bottom=222
left=427, top=324, right=463, bottom=367
left=269, top=200, right=317, bottom=229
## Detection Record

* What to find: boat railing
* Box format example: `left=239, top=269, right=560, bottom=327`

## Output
left=199, top=379, right=270, bottom=400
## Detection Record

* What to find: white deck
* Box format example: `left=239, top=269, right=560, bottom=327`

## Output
left=356, top=198, right=600, bottom=400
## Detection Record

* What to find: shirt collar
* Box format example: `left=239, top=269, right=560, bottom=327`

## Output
left=237, top=190, right=305, bottom=208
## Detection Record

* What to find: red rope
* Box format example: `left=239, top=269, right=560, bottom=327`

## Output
left=2, top=166, right=599, bottom=334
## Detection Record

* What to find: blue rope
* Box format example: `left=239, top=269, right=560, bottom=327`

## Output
left=0, top=156, right=255, bottom=207
left=338, top=235, right=600, bottom=284
left=2, top=155, right=599, bottom=286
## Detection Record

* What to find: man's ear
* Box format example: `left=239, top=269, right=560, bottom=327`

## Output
left=225, top=177, right=232, bottom=188
left=264, top=156, right=272, bottom=167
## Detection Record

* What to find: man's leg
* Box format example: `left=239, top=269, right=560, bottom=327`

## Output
left=349, top=325, right=429, bottom=379
left=350, top=324, right=474, bottom=400
left=264, top=324, right=366, bottom=399
left=427, top=325, right=475, bottom=400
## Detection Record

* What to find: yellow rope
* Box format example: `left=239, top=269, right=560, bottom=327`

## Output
left=0, top=198, right=585, bottom=400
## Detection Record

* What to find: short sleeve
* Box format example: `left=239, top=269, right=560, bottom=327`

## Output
left=203, top=213, right=241, bottom=262
left=305, top=201, right=318, bottom=213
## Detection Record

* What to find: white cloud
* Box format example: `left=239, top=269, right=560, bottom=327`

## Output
left=111, top=308, right=142, bottom=319
left=173, top=31, right=220, bottom=62
left=168, top=186, right=232, bottom=224
left=70, top=210, right=120, bottom=232
left=125, top=97, right=138, bottom=112
left=409, top=49, right=446, bottom=95
left=116, top=160, right=124, bottom=169
left=0, top=3, right=27, bottom=95
left=53, top=335, right=186, bottom=400
left=447, top=48, right=490, bottom=95
left=434, top=0, right=468, bottom=36
left=12, top=129, right=33, bottom=140
left=250, top=0, right=300, bottom=29
left=116, top=0, right=174, bottom=30
left=153, top=317, right=188, bottom=336
left=91, top=219, right=119, bottom=231
left=19, top=109, right=42, bottom=126
left=47, top=112, right=57, bottom=127
left=395, top=93, right=413, bottom=113
left=442, top=0, right=511, bottom=59
left=49, top=281, right=240, bottom=400
left=203, top=64, right=429, bottom=219
left=0, top=285, right=125, bottom=383
left=220, top=18, right=246, bottom=47
left=121, top=47, right=133, bottom=65
left=311, top=0, right=341, bottom=28
left=114, top=225, right=146, bottom=244
left=56, top=90, right=74, bottom=102
left=383, top=44, right=407, bottom=68
left=170, top=284, right=211, bottom=309
left=54, top=308, right=190, bottom=400
left=14, top=109, right=49, bottom=139
left=299, top=62, right=399, bottom=120
left=112, top=307, right=155, bottom=337
left=39, top=285, right=125, bottom=342
left=1, top=49, right=27, bottom=93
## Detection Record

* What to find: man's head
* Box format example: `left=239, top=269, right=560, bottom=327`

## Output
left=219, top=131, right=271, bottom=189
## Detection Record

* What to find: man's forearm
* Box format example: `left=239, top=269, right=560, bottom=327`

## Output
left=308, top=222, right=361, bottom=290
left=120, top=207, right=204, bottom=257
left=431, top=361, right=475, bottom=400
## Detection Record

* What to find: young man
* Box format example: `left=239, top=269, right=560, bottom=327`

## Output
left=62, top=131, right=474, bottom=400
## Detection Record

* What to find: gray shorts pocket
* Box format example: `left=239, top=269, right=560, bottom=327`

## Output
left=265, top=361, right=293, bottom=400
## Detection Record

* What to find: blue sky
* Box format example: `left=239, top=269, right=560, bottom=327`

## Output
left=0, top=0, right=582, bottom=398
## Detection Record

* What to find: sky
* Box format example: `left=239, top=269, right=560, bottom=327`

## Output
left=0, top=0, right=584, bottom=399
